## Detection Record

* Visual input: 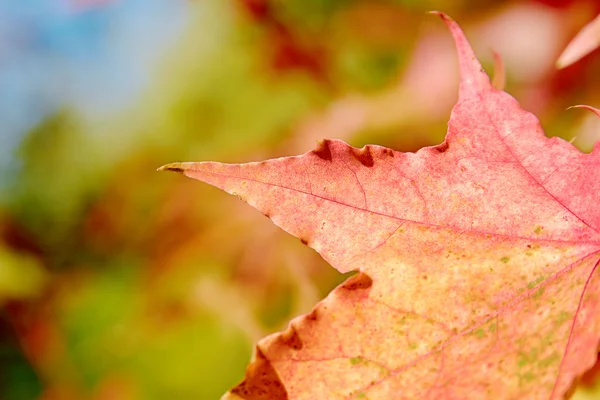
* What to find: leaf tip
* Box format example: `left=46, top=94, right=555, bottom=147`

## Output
left=566, top=104, right=600, bottom=119
left=556, top=13, right=600, bottom=69
left=427, top=10, right=451, bottom=21
left=157, top=163, right=187, bottom=174
left=431, top=11, right=492, bottom=97
left=491, top=49, right=506, bottom=90
left=556, top=49, right=574, bottom=70
left=555, top=57, right=569, bottom=70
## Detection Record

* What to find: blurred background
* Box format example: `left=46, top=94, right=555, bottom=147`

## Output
left=1, top=0, right=600, bottom=399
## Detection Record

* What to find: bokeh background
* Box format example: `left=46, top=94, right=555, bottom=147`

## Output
left=2, top=0, right=600, bottom=399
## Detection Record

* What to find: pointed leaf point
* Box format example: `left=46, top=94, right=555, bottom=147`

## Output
left=491, top=49, right=506, bottom=90
left=557, top=13, right=600, bottom=69
left=157, top=163, right=190, bottom=173
left=567, top=104, right=600, bottom=119
left=433, top=11, right=493, bottom=99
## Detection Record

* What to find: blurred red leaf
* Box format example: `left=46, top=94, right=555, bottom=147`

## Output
left=236, top=0, right=329, bottom=82
left=161, top=13, right=600, bottom=399
left=238, top=0, right=272, bottom=22
left=557, top=13, right=600, bottom=69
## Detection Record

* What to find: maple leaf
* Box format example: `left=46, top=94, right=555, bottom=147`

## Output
left=159, top=13, right=600, bottom=400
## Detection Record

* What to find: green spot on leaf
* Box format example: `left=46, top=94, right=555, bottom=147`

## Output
left=350, top=357, right=363, bottom=365
left=538, top=353, right=559, bottom=369
left=534, top=287, right=545, bottom=299
left=526, top=275, right=545, bottom=290
left=555, top=311, right=571, bottom=327
left=521, top=371, right=536, bottom=383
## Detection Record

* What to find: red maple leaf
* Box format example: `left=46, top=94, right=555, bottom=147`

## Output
left=160, top=13, right=600, bottom=400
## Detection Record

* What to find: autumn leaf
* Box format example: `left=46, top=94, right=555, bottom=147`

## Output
left=159, top=13, right=600, bottom=400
